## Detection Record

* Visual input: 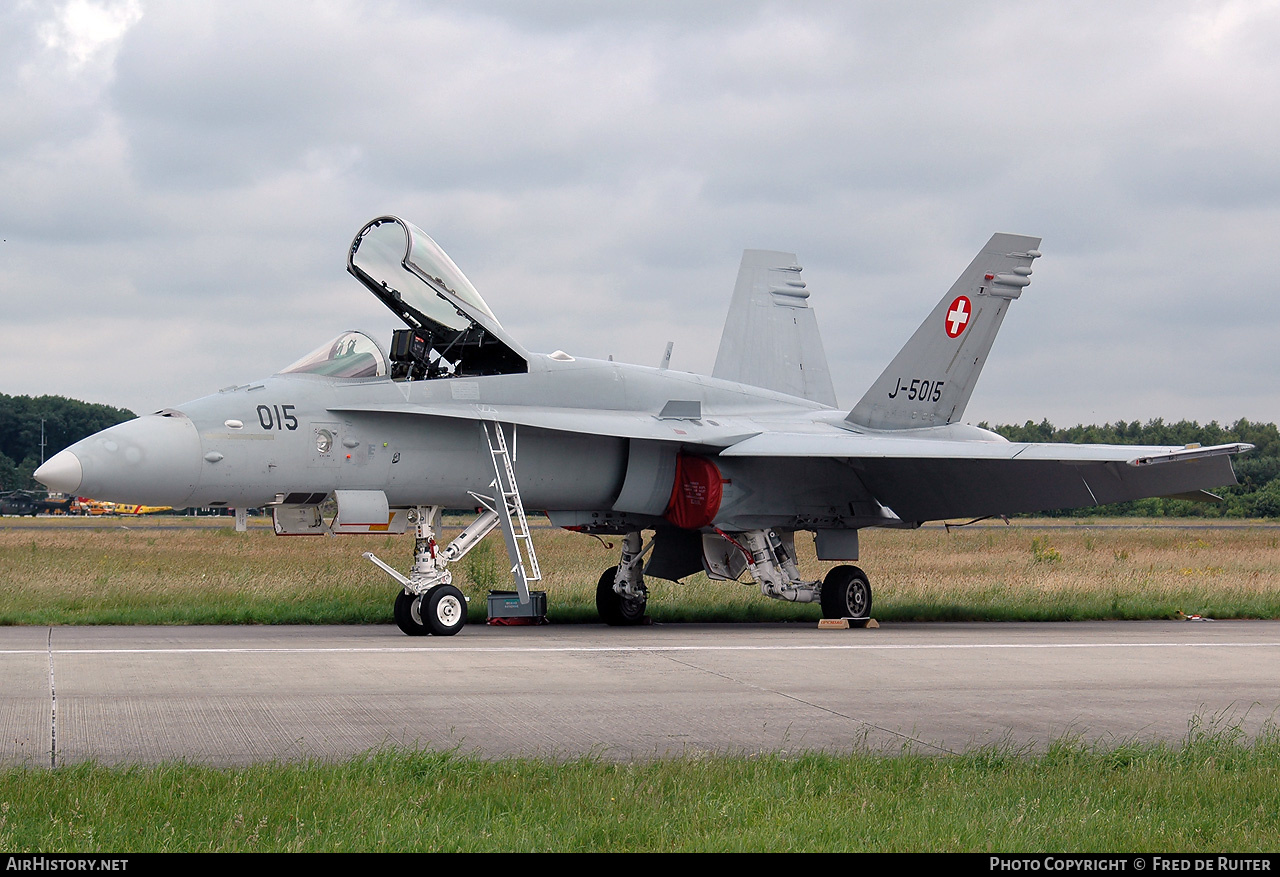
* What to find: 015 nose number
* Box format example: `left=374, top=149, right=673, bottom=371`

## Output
left=256, top=404, right=298, bottom=430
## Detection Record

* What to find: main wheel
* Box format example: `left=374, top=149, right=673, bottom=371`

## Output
left=821, top=565, right=872, bottom=626
left=596, top=566, right=647, bottom=626
left=394, top=591, right=429, bottom=636
left=423, top=584, right=468, bottom=636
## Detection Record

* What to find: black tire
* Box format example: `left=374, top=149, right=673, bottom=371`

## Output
left=394, top=591, right=429, bottom=636
left=821, top=565, right=872, bottom=625
left=596, top=566, right=647, bottom=626
left=423, top=584, right=468, bottom=636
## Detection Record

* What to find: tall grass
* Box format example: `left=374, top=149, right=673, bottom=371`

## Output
left=1, top=518, right=1278, bottom=625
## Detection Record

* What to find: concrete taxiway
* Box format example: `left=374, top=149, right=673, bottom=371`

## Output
left=4, top=620, right=1280, bottom=766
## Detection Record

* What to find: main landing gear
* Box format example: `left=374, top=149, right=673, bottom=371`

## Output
left=820, top=565, right=873, bottom=627
left=730, top=529, right=872, bottom=622
left=596, top=531, right=650, bottom=626
left=594, top=527, right=872, bottom=626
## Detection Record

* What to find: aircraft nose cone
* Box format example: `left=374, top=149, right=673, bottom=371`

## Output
left=54, top=412, right=203, bottom=507
left=34, top=450, right=83, bottom=494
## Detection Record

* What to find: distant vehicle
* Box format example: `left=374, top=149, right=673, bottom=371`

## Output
left=36, top=216, right=1253, bottom=636
left=114, top=504, right=175, bottom=515
left=0, top=490, right=73, bottom=516
left=73, top=499, right=117, bottom=516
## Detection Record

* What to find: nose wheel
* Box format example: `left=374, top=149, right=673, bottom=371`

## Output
left=394, top=585, right=468, bottom=636
left=394, top=590, right=428, bottom=636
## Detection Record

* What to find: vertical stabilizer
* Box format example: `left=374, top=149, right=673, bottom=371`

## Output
left=847, top=233, right=1041, bottom=430
left=713, top=250, right=837, bottom=407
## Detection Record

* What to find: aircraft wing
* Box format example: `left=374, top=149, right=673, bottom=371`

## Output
left=327, top=401, right=762, bottom=446
left=720, top=433, right=1252, bottom=521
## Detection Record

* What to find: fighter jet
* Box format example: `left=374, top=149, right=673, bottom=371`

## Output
left=35, top=216, right=1251, bottom=635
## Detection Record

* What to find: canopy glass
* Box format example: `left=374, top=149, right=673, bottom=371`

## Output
left=347, top=216, right=526, bottom=377
left=279, top=330, right=389, bottom=378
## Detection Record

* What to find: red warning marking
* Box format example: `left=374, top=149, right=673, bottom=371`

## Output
left=945, top=295, right=971, bottom=338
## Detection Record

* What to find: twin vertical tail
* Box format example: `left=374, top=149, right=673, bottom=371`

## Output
left=713, top=250, right=838, bottom=408
left=846, top=233, right=1042, bottom=431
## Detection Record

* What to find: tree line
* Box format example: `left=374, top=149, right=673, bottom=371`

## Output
left=0, top=394, right=136, bottom=492
left=980, top=418, right=1280, bottom=518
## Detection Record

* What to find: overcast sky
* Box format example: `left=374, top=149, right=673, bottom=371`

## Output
left=4, top=0, right=1278, bottom=429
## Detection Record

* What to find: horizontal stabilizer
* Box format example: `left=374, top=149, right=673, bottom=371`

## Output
left=1163, top=490, right=1223, bottom=503
left=848, top=233, right=1041, bottom=430
left=713, top=250, right=837, bottom=407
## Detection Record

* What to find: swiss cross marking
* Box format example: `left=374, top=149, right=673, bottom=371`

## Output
left=945, top=295, right=971, bottom=338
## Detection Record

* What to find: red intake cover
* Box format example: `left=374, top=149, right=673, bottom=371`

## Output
left=663, top=454, right=724, bottom=529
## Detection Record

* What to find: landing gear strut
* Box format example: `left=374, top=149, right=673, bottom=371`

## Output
left=597, top=531, right=650, bottom=626
left=366, top=505, right=496, bottom=636
left=721, top=528, right=872, bottom=622
left=591, top=527, right=873, bottom=627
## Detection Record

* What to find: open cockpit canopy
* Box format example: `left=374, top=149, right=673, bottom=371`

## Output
left=347, top=216, right=527, bottom=378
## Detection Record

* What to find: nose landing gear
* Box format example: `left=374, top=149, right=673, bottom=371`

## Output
left=393, top=585, right=469, bottom=636
left=365, top=505, right=492, bottom=637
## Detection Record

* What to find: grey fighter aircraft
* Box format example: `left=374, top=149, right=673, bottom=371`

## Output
left=35, top=216, right=1251, bottom=635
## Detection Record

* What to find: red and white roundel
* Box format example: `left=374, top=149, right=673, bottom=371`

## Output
left=945, top=295, right=971, bottom=338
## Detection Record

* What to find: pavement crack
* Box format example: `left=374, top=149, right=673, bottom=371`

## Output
left=658, top=653, right=957, bottom=755
left=47, top=627, right=57, bottom=768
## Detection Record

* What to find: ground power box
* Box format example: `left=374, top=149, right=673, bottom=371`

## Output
left=487, top=590, right=548, bottom=624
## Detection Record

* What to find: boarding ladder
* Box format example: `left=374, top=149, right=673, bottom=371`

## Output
left=479, top=420, right=541, bottom=605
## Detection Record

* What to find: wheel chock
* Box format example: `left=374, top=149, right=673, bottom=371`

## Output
left=818, top=617, right=878, bottom=630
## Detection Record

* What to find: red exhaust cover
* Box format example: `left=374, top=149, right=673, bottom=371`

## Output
left=663, top=454, right=723, bottom=529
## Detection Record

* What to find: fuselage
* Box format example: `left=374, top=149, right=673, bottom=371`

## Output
left=36, top=349, right=1007, bottom=531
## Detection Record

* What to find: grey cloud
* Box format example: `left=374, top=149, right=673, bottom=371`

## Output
left=4, top=0, right=1279, bottom=424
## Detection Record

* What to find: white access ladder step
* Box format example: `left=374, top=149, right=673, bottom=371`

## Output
left=478, top=420, right=541, bottom=605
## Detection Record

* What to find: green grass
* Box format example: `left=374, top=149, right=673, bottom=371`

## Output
left=3, top=719, right=1279, bottom=851
left=2, top=517, right=1279, bottom=625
